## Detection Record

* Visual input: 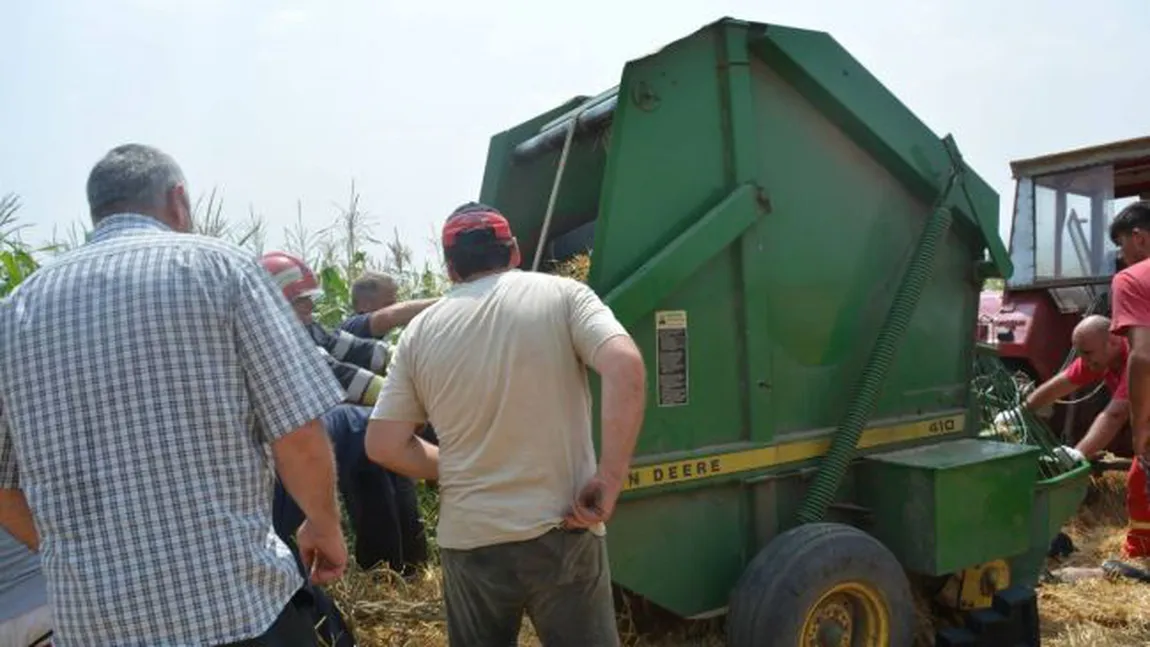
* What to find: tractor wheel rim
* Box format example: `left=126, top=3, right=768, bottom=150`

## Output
left=800, top=581, right=889, bottom=647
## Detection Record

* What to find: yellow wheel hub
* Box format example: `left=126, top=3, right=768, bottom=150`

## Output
left=800, top=582, right=889, bottom=647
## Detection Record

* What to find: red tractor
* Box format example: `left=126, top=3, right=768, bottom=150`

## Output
left=980, top=136, right=1150, bottom=457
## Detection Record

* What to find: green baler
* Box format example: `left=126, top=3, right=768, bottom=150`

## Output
left=477, top=17, right=1091, bottom=646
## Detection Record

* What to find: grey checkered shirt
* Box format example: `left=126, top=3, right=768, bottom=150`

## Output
left=0, top=214, right=346, bottom=646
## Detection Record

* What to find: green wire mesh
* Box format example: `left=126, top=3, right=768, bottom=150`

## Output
left=973, top=343, right=1080, bottom=480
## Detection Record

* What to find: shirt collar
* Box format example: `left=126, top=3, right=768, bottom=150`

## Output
left=88, top=213, right=173, bottom=243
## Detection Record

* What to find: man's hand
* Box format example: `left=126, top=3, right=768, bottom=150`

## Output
left=0, top=489, right=38, bottom=551
left=563, top=472, right=625, bottom=529
left=296, top=519, right=348, bottom=585
left=992, top=407, right=1023, bottom=427
left=1052, top=445, right=1086, bottom=466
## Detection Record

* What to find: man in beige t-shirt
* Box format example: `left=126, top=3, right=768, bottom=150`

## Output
left=366, top=202, right=647, bottom=647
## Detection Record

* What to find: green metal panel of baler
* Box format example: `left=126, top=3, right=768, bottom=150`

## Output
left=476, top=17, right=1041, bottom=619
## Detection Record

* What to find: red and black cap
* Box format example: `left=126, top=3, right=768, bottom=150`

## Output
left=442, top=202, right=513, bottom=249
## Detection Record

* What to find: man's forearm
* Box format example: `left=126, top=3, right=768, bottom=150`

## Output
left=0, top=489, right=38, bottom=551
left=371, top=299, right=439, bottom=337
left=596, top=355, right=647, bottom=484
left=1130, top=354, right=1150, bottom=455
left=1076, top=409, right=1127, bottom=458
left=365, top=422, right=439, bottom=480
left=1023, top=374, right=1076, bottom=412
left=271, top=419, right=340, bottom=528
left=1131, top=354, right=1150, bottom=425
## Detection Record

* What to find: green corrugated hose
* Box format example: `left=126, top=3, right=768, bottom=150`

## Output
left=796, top=199, right=955, bottom=525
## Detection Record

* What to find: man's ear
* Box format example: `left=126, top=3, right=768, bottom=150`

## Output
left=509, top=238, right=522, bottom=269
left=168, top=184, right=192, bottom=232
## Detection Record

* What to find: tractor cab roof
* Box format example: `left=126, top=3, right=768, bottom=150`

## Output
left=1010, top=136, right=1150, bottom=199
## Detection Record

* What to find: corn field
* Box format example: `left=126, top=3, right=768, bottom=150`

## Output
left=2, top=184, right=449, bottom=326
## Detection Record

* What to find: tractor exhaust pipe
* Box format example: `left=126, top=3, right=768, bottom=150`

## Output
left=512, top=88, right=618, bottom=163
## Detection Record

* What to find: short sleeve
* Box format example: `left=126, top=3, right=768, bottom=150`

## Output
left=1113, top=372, right=1130, bottom=401
left=370, top=332, right=427, bottom=424
left=1111, top=269, right=1150, bottom=336
left=1064, top=357, right=1102, bottom=387
left=339, top=314, right=373, bottom=338
left=0, top=408, right=17, bottom=489
left=565, top=280, right=629, bottom=365
left=233, top=260, right=346, bottom=442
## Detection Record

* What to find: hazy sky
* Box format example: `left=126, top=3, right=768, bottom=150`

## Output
left=2, top=0, right=1147, bottom=268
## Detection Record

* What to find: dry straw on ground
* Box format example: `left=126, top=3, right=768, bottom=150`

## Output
left=329, top=469, right=1150, bottom=647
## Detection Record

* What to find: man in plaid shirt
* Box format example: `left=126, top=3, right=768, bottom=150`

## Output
left=0, top=143, right=349, bottom=646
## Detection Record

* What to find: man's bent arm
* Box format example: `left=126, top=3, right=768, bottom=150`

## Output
left=0, top=489, right=37, bottom=551
left=271, top=418, right=341, bottom=529
left=1127, top=327, right=1150, bottom=455
left=589, top=335, right=647, bottom=485
left=365, top=420, right=439, bottom=481
left=370, top=298, right=439, bottom=338
left=1024, top=373, right=1079, bottom=412
left=1076, top=399, right=1129, bottom=459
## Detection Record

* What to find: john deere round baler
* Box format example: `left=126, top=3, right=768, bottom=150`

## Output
left=475, top=16, right=1091, bottom=647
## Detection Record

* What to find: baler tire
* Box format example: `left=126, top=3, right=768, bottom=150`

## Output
left=726, top=522, right=915, bottom=647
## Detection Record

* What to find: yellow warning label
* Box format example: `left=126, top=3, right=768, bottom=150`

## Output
left=656, top=310, right=687, bottom=329
left=623, top=413, right=965, bottom=491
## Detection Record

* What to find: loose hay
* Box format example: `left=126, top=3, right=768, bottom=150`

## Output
left=1036, top=469, right=1150, bottom=647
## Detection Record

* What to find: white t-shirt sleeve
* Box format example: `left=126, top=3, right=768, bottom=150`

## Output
left=370, top=332, right=428, bottom=424
left=565, top=280, right=630, bottom=366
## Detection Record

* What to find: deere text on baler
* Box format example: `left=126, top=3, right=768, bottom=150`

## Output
left=979, top=136, right=1150, bottom=456
left=478, top=17, right=1091, bottom=646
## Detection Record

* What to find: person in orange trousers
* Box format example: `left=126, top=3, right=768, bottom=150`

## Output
left=1126, top=458, right=1150, bottom=558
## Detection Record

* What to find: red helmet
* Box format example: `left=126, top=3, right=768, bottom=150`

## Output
left=259, top=251, right=322, bottom=302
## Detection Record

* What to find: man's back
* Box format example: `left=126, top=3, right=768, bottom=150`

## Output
left=0, top=215, right=342, bottom=646
left=378, top=269, right=628, bottom=550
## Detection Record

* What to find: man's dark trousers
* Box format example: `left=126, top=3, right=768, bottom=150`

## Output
left=272, top=404, right=428, bottom=573
left=439, top=527, right=620, bottom=647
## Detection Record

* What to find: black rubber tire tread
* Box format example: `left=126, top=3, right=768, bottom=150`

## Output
left=726, top=522, right=916, bottom=647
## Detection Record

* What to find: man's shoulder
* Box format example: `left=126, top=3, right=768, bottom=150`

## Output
left=53, top=231, right=258, bottom=273
left=498, top=269, right=593, bottom=301
left=1116, top=259, right=1150, bottom=286
left=160, top=233, right=261, bottom=267
left=338, top=313, right=372, bottom=337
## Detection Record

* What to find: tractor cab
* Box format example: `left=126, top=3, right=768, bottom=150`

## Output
left=1004, top=136, right=1150, bottom=309
left=982, top=135, right=1150, bottom=452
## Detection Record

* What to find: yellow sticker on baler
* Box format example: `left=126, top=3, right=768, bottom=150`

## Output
left=623, top=413, right=965, bottom=491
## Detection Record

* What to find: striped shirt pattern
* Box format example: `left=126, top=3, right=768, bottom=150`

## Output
left=0, top=214, right=346, bottom=646
left=307, top=323, right=390, bottom=405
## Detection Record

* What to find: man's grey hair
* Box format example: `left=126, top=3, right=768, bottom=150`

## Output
left=86, top=143, right=187, bottom=221
left=351, top=271, right=399, bottom=311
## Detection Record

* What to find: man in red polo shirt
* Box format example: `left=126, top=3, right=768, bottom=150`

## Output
left=1108, top=199, right=1150, bottom=558
left=997, top=314, right=1129, bottom=462
left=1110, top=201, right=1150, bottom=455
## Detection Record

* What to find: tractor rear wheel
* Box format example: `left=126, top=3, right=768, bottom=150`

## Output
left=727, top=522, right=916, bottom=647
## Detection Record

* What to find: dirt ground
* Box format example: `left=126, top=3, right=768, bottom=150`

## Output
left=330, top=469, right=1150, bottom=646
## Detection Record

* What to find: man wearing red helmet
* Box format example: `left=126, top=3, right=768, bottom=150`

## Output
left=260, top=251, right=394, bottom=405
left=365, top=202, right=647, bottom=646
left=259, top=251, right=431, bottom=576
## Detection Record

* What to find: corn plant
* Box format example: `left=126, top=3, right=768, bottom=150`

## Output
left=0, top=193, right=58, bottom=296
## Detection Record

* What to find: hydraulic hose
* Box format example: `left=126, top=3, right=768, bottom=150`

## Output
left=796, top=199, right=955, bottom=525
